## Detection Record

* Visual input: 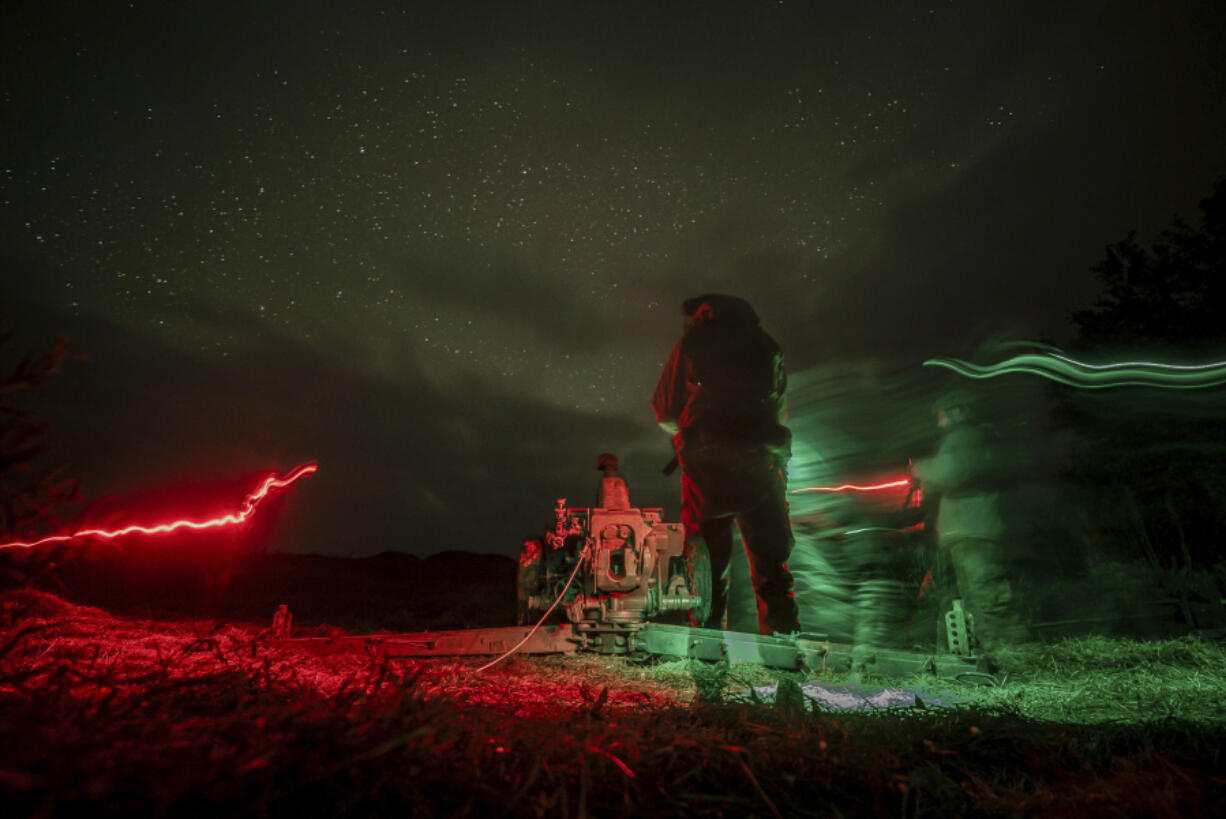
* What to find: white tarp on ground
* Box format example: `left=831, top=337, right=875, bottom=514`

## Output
left=740, top=682, right=957, bottom=711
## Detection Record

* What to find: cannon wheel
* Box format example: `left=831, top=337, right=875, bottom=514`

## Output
left=684, top=537, right=713, bottom=627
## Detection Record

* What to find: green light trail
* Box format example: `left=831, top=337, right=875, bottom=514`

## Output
left=923, top=351, right=1226, bottom=389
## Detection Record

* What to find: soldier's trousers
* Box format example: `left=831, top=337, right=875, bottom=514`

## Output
left=940, top=537, right=1029, bottom=650
left=682, top=479, right=800, bottom=636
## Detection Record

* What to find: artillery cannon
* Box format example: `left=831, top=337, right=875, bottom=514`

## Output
left=516, top=459, right=711, bottom=655
left=266, top=456, right=989, bottom=681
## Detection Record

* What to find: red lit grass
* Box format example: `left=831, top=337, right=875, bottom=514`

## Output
left=2, top=589, right=1225, bottom=817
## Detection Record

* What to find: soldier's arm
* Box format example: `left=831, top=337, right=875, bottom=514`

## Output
left=911, top=427, right=981, bottom=491
left=651, top=338, right=686, bottom=431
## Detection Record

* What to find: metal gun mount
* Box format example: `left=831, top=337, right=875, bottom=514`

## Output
left=945, top=599, right=976, bottom=656
left=263, top=460, right=991, bottom=682
left=262, top=613, right=988, bottom=680
left=515, top=490, right=711, bottom=655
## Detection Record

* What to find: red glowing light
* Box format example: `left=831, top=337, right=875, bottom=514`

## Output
left=791, top=477, right=910, bottom=494
left=0, top=462, right=317, bottom=550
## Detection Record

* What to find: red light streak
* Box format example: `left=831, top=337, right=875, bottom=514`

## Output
left=0, top=462, right=317, bottom=550
left=791, top=478, right=910, bottom=494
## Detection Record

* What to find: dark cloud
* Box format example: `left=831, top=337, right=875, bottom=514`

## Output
left=2, top=289, right=675, bottom=557
left=390, top=242, right=623, bottom=355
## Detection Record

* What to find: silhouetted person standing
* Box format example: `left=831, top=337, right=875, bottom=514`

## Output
left=911, top=392, right=1029, bottom=652
left=652, top=294, right=800, bottom=635
left=595, top=452, right=630, bottom=510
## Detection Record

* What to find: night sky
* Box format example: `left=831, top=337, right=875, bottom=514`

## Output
left=3, top=1, right=1225, bottom=557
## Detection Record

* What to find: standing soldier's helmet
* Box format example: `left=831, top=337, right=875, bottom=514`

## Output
left=931, top=389, right=977, bottom=428
left=596, top=453, right=620, bottom=473
left=932, top=389, right=975, bottom=416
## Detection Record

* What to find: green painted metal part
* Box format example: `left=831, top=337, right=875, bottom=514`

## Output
left=634, top=624, right=987, bottom=679
left=636, top=624, right=802, bottom=668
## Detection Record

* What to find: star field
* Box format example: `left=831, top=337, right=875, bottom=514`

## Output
left=2, top=1, right=1224, bottom=555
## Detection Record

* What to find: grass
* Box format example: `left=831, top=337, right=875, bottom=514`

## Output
left=949, top=635, right=1226, bottom=725
left=3, top=588, right=1226, bottom=817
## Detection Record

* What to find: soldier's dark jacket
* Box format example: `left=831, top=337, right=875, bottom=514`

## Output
left=651, top=294, right=790, bottom=517
left=911, top=421, right=1005, bottom=544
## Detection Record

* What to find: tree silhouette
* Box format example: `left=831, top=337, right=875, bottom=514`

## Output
left=1072, top=178, right=1226, bottom=355
left=0, top=332, right=83, bottom=541
left=1064, top=179, right=1226, bottom=579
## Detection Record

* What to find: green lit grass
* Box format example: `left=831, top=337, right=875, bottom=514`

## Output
left=606, top=633, right=1226, bottom=727
left=937, top=635, right=1226, bottom=725
left=4, top=589, right=1226, bottom=816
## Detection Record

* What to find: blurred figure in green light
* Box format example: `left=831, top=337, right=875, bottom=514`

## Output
left=911, top=391, right=1030, bottom=652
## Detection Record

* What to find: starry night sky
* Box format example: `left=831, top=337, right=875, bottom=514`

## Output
left=3, top=1, right=1225, bottom=557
